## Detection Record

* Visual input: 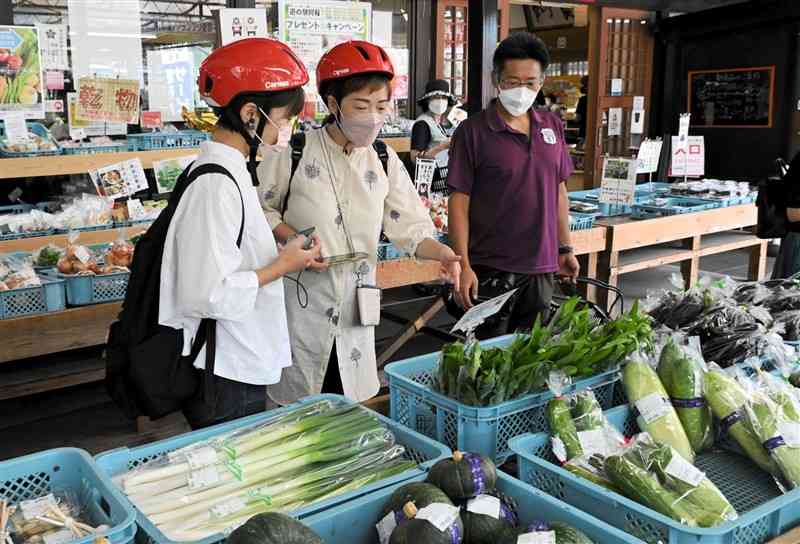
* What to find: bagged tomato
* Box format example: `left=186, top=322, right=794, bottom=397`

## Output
left=105, top=232, right=134, bottom=269
left=57, top=231, right=99, bottom=275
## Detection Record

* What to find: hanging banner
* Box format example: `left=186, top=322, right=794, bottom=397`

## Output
left=670, top=135, right=705, bottom=178
left=599, top=157, right=637, bottom=206
left=37, top=24, right=69, bottom=71
left=0, top=26, right=45, bottom=120
left=215, top=8, right=269, bottom=46
left=608, top=107, right=623, bottom=136
left=278, top=0, right=372, bottom=106
left=75, top=76, right=140, bottom=124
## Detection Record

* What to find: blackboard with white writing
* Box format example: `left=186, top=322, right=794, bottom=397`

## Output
left=688, top=66, right=774, bottom=128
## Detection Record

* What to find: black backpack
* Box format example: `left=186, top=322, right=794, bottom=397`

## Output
left=757, top=153, right=800, bottom=239
left=282, top=132, right=389, bottom=214
left=105, top=163, right=244, bottom=420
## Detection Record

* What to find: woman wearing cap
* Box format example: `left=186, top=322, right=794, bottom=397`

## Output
left=259, top=40, right=461, bottom=405
left=410, top=79, right=456, bottom=191
left=160, top=38, right=321, bottom=429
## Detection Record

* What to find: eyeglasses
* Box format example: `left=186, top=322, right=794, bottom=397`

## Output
left=499, top=77, right=545, bottom=90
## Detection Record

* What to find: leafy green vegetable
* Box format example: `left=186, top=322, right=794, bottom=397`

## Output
left=434, top=298, right=653, bottom=406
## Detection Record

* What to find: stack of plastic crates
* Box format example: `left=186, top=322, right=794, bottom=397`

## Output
left=127, top=130, right=209, bottom=151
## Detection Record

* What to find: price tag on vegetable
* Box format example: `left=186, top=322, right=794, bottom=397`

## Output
left=635, top=393, right=669, bottom=424
left=451, top=289, right=519, bottom=334
left=185, top=445, right=218, bottom=469
left=376, top=511, right=397, bottom=544
left=467, top=495, right=501, bottom=519
left=518, top=531, right=556, bottom=544
left=127, top=198, right=146, bottom=220
left=73, top=245, right=91, bottom=264
left=187, top=465, right=221, bottom=490
left=577, top=428, right=610, bottom=457
left=665, top=454, right=705, bottom=487
left=779, top=421, right=800, bottom=447
left=20, top=494, right=57, bottom=520
left=416, top=503, right=460, bottom=532
left=43, top=529, right=75, bottom=544
left=551, top=437, right=567, bottom=463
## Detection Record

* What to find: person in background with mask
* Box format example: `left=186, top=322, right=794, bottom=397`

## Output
left=410, top=79, right=456, bottom=192
left=447, top=32, right=579, bottom=338
left=259, top=41, right=461, bottom=405
left=160, top=38, right=322, bottom=429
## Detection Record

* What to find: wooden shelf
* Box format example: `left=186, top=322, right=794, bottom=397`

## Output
left=698, top=231, right=765, bottom=257
left=0, top=355, right=104, bottom=401
left=0, top=137, right=411, bottom=180
left=617, top=246, right=694, bottom=274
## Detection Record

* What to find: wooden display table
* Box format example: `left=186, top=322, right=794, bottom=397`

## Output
left=596, top=204, right=766, bottom=313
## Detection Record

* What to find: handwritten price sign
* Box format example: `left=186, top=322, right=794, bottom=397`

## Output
left=75, top=77, right=140, bottom=124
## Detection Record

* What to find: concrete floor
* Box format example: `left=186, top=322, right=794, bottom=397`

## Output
left=0, top=249, right=775, bottom=460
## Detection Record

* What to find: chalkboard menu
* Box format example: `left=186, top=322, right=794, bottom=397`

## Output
left=688, top=66, right=774, bottom=128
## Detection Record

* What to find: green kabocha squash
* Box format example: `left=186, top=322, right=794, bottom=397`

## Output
left=460, top=491, right=519, bottom=544
left=427, top=451, right=498, bottom=500
left=500, top=520, right=596, bottom=544
left=381, top=482, right=454, bottom=518
left=389, top=502, right=464, bottom=544
left=225, top=512, right=323, bottom=544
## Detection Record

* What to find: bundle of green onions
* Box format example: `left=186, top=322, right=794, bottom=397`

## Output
left=114, top=401, right=417, bottom=541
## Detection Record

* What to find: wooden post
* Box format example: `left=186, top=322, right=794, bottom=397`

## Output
left=681, top=235, right=701, bottom=289
left=467, top=0, right=498, bottom=113
left=749, top=239, right=769, bottom=281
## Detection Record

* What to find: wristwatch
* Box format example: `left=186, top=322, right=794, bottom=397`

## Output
left=558, top=245, right=574, bottom=255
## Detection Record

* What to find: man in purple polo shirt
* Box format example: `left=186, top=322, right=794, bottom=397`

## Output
left=448, top=32, right=579, bottom=336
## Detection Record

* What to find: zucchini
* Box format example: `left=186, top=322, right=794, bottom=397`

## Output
left=623, top=357, right=695, bottom=462
left=746, top=393, right=800, bottom=489
left=704, top=370, right=781, bottom=476
left=563, top=455, right=621, bottom=493
left=657, top=339, right=714, bottom=454
left=547, top=398, right=583, bottom=461
left=605, top=454, right=698, bottom=526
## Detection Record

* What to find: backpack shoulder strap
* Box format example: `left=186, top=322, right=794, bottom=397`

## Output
left=186, top=163, right=245, bottom=248
left=283, top=132, right=306, bottom=216
left=372, top=139, right=389, bottom=176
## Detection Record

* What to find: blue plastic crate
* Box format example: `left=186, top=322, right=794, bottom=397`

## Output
left=53, top=269, right=129, bottom=305
left=0, top=274, right=65, bottom=319
left=378, top=242, right=406, bottom=261
left=0, top=229, right=55, bottom=241
left=631, top=196, right=720, bottom=220
left=569, top=212, right=596, bottom=231
left=510, top=404, right=800, bottom=544
left=0, top=448, right=136, bottom=544
left=304, top=471, right=642, bottom=543
left=54, top=223, right=114, bottom=234
left=569, top=185, right=671, bottom=217
left=0, top=122, right=61, bottom=157
left=0, top=203, right=34, bottom=215
left=385, top=335, right=622, bottom=463
left=93, top=394, right=450, bottom=544
left=62, top=142, right=129, bottom=155
left=127, top=130, right=209, bottom=151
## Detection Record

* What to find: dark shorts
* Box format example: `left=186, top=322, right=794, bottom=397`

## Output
left=182, top=372, right=266, bottom=430
left=471, top=266, right=555, bottom=339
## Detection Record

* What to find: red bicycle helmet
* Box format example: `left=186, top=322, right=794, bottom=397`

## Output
left=198, top=38, right=309, bottom=107
left=316, top=40, right=394, bottom=93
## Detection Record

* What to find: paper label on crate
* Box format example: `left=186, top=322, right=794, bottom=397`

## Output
left=518, top=531, right=557, bottom=544
left=551, top=437, right=568, bottom=463
left=635, top=393, right=669, bottom=424
left=578, top=428, right=611, bottom=457
left=665, top=454, right=705, bottom=487
left=211, top=496, right=247, bottom=518
left=4, top=112, right=27, bottom=144
left=467, top=494, right=501, bottom=519
left=43, top=529, right=74, bottom=544
left=376, top=511, right=397, bottom=544
left=187, top=465, right=221, bottom=490
left=779, top=421, right=800, bottom=447
left=73, top=245, right=91, bottom=264
left=185, top=445, right=218, bottom=469
left=20, top=494, right=57, bottom=520
left=416, top=503, right=460, bottom=532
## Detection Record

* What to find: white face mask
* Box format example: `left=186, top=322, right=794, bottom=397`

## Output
left=498, top=86, right=538, bottom=117
left=428, top=98, right=448, bottom=115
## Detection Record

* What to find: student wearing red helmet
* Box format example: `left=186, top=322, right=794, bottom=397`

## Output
left=159, top=38, right=322, bottom=429
left=259, top=41, right=461, bottom=405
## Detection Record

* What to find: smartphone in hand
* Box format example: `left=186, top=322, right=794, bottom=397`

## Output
left=296, top=227, right=316, bottom=250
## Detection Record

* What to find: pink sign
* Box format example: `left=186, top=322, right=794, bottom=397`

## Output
left=45, top=70, right=64, bottom=91
left=141, top=111, right=163, bottom=129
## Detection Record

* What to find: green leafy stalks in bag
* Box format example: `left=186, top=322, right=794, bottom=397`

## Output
left=657, top=338, right=714, bottom=454
left=745, top=391, right=800, bottom=490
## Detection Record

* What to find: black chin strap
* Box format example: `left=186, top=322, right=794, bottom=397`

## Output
left=229, top=110, right=266, bottom=187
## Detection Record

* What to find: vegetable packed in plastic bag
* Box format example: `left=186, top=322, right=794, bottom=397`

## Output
left=604, top=432, right=737, bottom=527
left=657, top=336, right=714, bottom=454
left=33, top=243, right=62, bottom=268
left=57, top=231, right=98, bottom=275
left=622, top=351, right=695, bottom=462
left=0, top=257, right=41, bottom=290
left=104, top=231, right=134, bottom=270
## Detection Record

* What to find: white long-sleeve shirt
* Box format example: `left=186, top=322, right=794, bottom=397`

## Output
left=159, top=141, right=291, bottom=385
